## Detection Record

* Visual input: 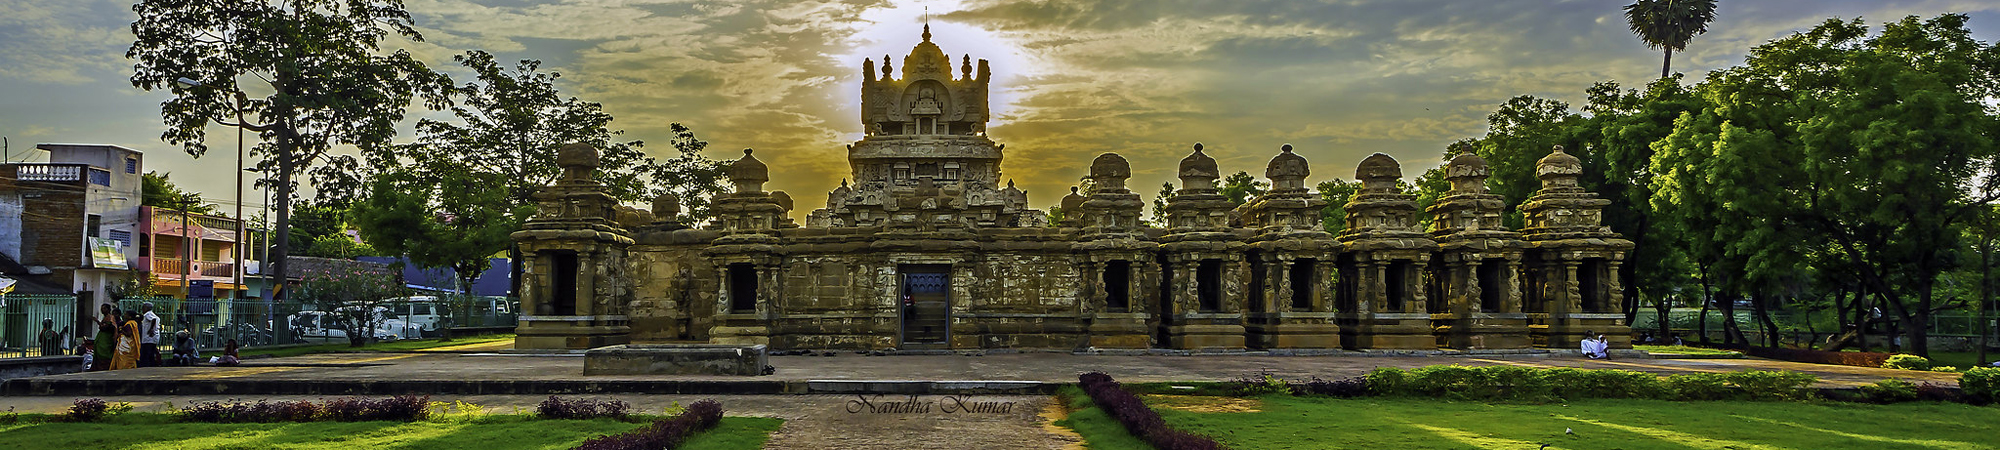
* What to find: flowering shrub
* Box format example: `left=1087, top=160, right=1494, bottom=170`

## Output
left=179, top=400, right=324, bottom=423
left=65, top=398, right=110, bottom=422
left=572, top=399, right=723, bottom=450
left=1078, top=372, right=1225, bottom=450
left=1292, top=376, right=1369, bottom=398
left=323, top=395, right=432, bottom=422
left=1364, top=366, right=1811, bottom=402
left=537, top=396, right=632, bottom=420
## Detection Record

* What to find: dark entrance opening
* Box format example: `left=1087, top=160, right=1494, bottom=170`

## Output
left=1336, top=254, right=1358, bottom=313
left=1478, top=259, right=1504, bottom=313
left=727, top=263, right=757, bottom=312
left=551, top=251, right=578, bottom=315
left=1580, top=259, right=1605, bottom=312
left=899, top=265, right=951, bottom=345
left=1523, top=265, right=1545, bottom=313
left=1105, top=260, right=1131, bottom=312
left=1247, top=251, right=1266, bottom=313
left=1197, top=259, right=1223, bottom=312
left=1385, top=261, right=1410, bottom=312
left=1155, top=254, right=1174, bottom=345
left=1291, top=259, right=1317, bottom=310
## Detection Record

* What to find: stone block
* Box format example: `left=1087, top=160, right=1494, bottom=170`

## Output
left=583, top=344, right=769, bottom=376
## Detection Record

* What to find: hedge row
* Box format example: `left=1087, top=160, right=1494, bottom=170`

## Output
left=1078, top=372, right=1225, bottom=450
left=572, top=399, right=723, bottom=450
left=1344, top=366, right=1817, bottom=402
left=179, top=396, right=432, bottom=423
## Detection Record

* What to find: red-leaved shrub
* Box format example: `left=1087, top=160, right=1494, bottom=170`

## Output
left=1079, top=372, right=1225, bottom=450
left=571, top=399, right=723, bottom=450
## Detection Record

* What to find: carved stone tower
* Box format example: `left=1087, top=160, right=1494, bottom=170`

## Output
left=705, top=149, right=788, bottom=346
left=513, top=143, right=635, bottom=350
left=817, top=26, right=1033, bottom=228
left=1074, top=153, right=1156, bottom=349
left=1335, top=153, right=1437, bottom=350
left=1426, top=153, right=1530, bottom=349
left=1241, top=145, right=1340, bottom=349
left=1520, top=146, right=1633, bottom=349
left=1156, top=144, right=1248, bottom=349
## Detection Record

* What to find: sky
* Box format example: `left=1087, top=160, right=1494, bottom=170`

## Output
left=3, top=0, right=1998, bottom=222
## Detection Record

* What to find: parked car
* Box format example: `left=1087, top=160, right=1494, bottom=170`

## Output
left=383, top=296, right=444, bottom=334
left=287, top=310, right=403, bottom=343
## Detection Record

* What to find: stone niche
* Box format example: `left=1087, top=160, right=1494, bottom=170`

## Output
left=583, top=344, right=770, bottom=376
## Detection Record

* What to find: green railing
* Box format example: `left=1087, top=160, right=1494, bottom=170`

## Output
left=0, top=294, right=80, bottom=358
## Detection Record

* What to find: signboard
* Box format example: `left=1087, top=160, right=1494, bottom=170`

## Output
left=87, top=237, right=127, bottom=270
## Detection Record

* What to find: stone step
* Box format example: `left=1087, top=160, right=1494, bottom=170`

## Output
left=0, top=377, right=1057, bottom=397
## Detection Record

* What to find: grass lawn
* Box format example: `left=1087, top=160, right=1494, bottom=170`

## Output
left=1633, top=344, right=1742, bottom=356
left=1926, top=351, right=1999, bottom=370
left=243, top=334, right=515, bottom=359
left=0, top=413, right=781, bottom=450
left=1058, top=386, right=2000, bottom=450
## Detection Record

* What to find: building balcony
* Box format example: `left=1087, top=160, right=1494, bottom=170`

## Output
left=151, top=257, right=236, bottom=279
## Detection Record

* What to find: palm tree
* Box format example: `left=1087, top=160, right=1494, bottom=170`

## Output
left=1623, top=0, right=1719, bottom=78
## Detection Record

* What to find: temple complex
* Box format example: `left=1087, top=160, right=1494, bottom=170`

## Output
left=512, top=29, right=1634, bottom=352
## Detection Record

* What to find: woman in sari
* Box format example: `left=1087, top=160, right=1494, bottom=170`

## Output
left=110, top=310, right=141, bottom=370
left=91, top=305, right=116, bottom=371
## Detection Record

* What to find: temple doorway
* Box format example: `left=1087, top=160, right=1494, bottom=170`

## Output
left=898, top=265, right=951, bottom=347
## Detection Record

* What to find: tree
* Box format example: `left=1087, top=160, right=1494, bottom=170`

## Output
left=1652, top=15, right=2000, bottom=355
left=1150, top=182, right=1175, bottom=227
left=130, top=0, right=449, bottom=303
left=1219, top=171, right=1268, bottom=206
left=1316, top=179, right=1359, bottom=234
left=362, top=51, right=726, bottom=296
left=287, top=202, right=375, bottom=259
left=351, top=169, right=520, bottom=303
left=140, top=172, right=215, bottom=215
left=291, top=262, right=405, bottom=347
left=1623, top=0, right=1720, bottom=78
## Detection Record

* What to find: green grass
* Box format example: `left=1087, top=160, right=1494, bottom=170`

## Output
left=0, top=412, right=781, bottom=450
left=1131, top=395, right=2000, bottom=450
left=1633, top=344, right=1742, bottom=356
left=243, top=334, right=514, bottom=358
left=1925, top=351, right=1997, bottom=370
left=681, top=417, right=785, bottom=450
left=1053, top=386, right=1152, bottom=450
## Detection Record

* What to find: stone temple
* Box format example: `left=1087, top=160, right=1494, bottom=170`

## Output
left=511, top=28, right=1634, bottom=352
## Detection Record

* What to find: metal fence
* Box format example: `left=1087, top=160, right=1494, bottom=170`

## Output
left=0, top=294, right=81, bottom=358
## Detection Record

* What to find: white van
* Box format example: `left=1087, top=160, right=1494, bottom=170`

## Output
left=384, top=296, right=444, bottom=335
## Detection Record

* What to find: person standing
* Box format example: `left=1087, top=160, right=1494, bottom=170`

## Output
left=37, top=318, right=62, bottom=356
left=138, top=302, right=162, bottom=367
left=111, top=311, right=140, bottom=370
left=91, top=305, right=116, bottom=371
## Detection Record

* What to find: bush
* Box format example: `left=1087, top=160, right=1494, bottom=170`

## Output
left=1861, top=379, right=1919, bottom=403
left=1225, top=372, right=1294, bottom=397
left=1882, top=354, right=1933, bottom=371
left=1292, top=376, right=1368, bottom=398
left=1724, top=370, right=1819, bottom=401
left=1078, top=372, right=1225, bottom=450
left=323, top=395, right=431, bottom=422
left=1364, top=366, right=1664, bottom=402
left=179, top=400, right=324, bottom=423
left=572, top=399, right=723, bottom=450
left=1960, top=367, right=2000, bottom=405
left=65, top=398, right=109, bottom=422
left=1663, top=374, right=1733, bottom=400
left=538, top=396, right=632, bottom=420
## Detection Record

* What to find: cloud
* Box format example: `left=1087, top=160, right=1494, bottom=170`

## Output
left=0, top=0, right=134, bottom=84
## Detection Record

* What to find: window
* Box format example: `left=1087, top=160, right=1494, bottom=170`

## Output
left=108, top=230, right=132, bottom=248
left=728, top=263, right=758, bottom=312
left=87, top=168, right=111, bottom=186
left=892, top=164, right=911, bottom=183
left=1105, top=261, right=1130, bottom=312
left=125, top=158, right=137, bottom=174
left=941, top=162, right=960, bottom=181
left=86, top=214, right=101, bottom=238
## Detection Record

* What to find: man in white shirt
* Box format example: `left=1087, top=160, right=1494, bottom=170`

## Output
left=1580, top=331, right=1608, bottom=359
left=139, top=302, right=162, bottom=367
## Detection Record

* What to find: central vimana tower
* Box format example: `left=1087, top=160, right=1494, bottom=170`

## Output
left=511, top=27, right=1633, bottom=353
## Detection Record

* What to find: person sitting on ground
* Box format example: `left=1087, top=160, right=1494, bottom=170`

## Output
left=171, top=330, right=199, bottom=366
left=1580, top=331, right=1609, bottom=359
left=209, top=339, right=240, bottom=366
left=77, top=338, right=95, bottom=372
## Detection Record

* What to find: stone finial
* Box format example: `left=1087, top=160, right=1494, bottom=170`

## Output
left=1265, top=144, right=1309, bottom=190
left=1178, top=143, right=1219, bottom=190
left=882, top=55, right=893, bottom=79
left=962, top=54, right=973, bottom=79
left=922, top=23, right=932, bottom=42
left=652, top=192, right=681, bottom=219
left=1444, top=153, right=1491, bottom=194
left=557, top=143, right=600, bottom=181
left=770, top=191, right=794, bottom=212
left=729, top=148, right=769, bottom=192
left=1356, top=153, right=1402, bottom=192
left=1061, top=186, right=1086, bottom=214
left=1535, top=145, right=1584, bottom=188
left=1089, top=153, right=1132, bottom=191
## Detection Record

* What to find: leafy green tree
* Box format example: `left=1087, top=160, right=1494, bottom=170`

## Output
left=1623, top=0, right=1720, bottom=78
left=1150, top=182, right=1175, bottom=227
left=1316, top=179, right=1359, bottom=234
left=1219, top=171, right=1267, bottom=206
left=129, top=0, right=448, bottom=300
left=140, top=172, right=216, bottom=215
left=350, top=168, right=519, bottom=316
left=1653, top=15, right=2000, bottom=355
left=292, top=262, right=405, bottom=347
